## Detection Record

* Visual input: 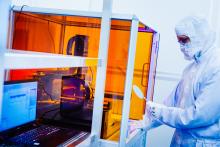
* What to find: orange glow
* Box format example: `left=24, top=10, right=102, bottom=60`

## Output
left=129, top=31, right=153, bottom=119
left=9, top=12, right=156, bottom=142
left=60, top=96, right=85, bottom=100
left=101, top=21, right=154, bottom=141
left=10, top=12, right=101, bottom=80
left=101, top=19, right=131, bottom=141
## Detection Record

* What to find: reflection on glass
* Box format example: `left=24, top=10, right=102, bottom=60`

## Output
left=9, top=12, right=101, bottom=131
left=9, top=11, right=158, bottom=143
left=129, top=30, right=153, bottom=120
left=127, top=24, right=158, bottom=138
left=100, top=19, right=131, bottom=141
left=100, top=21, right=157, bottom=141
left=132, top=85, right=145, bottom=100
left=12, top=12, right=101, bottom=56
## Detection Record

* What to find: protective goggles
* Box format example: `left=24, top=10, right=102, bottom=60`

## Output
left=177, top=35, right=190, bottom=44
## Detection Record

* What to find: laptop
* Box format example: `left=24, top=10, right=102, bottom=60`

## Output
left=0, top=80, right=89, bottom=146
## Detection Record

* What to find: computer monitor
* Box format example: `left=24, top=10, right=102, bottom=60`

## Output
left=60, top=76, right=93, bottom=124
left=60, top=76, right=86, bottom=113
left=0, top=81, right=38, bottom=132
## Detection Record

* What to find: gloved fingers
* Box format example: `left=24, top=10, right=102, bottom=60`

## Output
left=147, top=101, right=156, bottom=114
left=148, top=107, right=155, bottom=114
left=130, top=119, right=152, bottom=131
left=149, top=110, right=156, bottom=117
left=147, top=101, right=164, bottom=118
left=147, top=108, right=156, bottom=118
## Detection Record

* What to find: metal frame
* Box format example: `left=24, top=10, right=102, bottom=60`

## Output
left=12, top=6, right=134, bottom=21
left=126, top=130, right=146, bottom=147
left=12, top=6, right=102, bottom=18
left=4, top=50, right=101, bottom=69
left=90, top=0, right=112, bottom=146
left=146, top=33, right=160, bottom=101
left=4, top=8, right=14, bottom=81
left=0, top=1, right=159, bottom=147
left=119, top=16, right=139, bottom=147
left=99, top=139, right=118, bottom=147
left=0, top=52, right=4, bottom=126
left=144, top=32, right=160, bottom=147
left=0, top=0, right=12, bottom=125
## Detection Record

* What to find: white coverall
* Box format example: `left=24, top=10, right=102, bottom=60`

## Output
left=146, top=16, right=220, bottom=147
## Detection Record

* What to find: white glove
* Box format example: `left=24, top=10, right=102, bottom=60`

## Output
left=128, top=101, right=167, bottom=132
left=129, top=117, right=152, bottom=132
left=141, top=114, right=154, bottom=131
left=138, top=113, right=161, bottom=131
left=147, top=101, right=166, bottom=119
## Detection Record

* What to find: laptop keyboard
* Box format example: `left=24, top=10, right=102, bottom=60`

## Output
left=9, top=125, right=60, bottom=145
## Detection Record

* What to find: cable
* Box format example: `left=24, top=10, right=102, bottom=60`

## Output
left=15, top=5, right=28, bottom=22
left=51, top=111, right=60, bottom=120
left=14, top=8, right=56, bottom=99
left=12, top=5, right=28, bottom=48
left=36, top=77, right=54, bottom=101
left=33, top=75, right=57, bottom=102
left=61, top=16, right=66, bottom=54
left=24, top=7, right=30, bottom=50
left=13, top=5, right=56, bottom=54
left=47, top=21, right=56, bottom=53
left=39, top=107, right=60, bottom=119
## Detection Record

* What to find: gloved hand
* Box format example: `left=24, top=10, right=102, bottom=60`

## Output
left=140, top=114, right=154, bottom=131
left=129, top=101, right=167, bottom=132
left=129, top=116, right=153, bottom=132
left=147, top=101, right=166, bottom=119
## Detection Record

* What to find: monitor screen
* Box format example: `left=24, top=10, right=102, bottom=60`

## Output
left=60, top=76, right=85, bottom=113
left=0, top=81, right=37, bottom=132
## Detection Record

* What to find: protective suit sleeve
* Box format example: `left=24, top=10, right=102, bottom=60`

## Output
left=163, top=84, right=179, bottom=107
left=141, top=114, right=162, bottom=131
left=147, top=119, right=162, bottom=130
left=145, top=81, right=180, bottom=129
left=156, top=69, right=220, bottom=129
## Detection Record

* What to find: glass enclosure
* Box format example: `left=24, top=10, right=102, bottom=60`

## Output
left=8, top=11, right=159, bottom=144
left=100, top=20, right=158, bottom=142
left=100, top=19, right=131, bottom=141
left=127, top=23, right=159, bottom=139
left=9, top=12, right=101, bottom=132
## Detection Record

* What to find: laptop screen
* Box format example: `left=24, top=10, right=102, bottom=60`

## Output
left=0, top=81, right=38, bottom=132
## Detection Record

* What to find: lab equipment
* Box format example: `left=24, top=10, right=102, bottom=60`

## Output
left=0, top=4, right=160, bottom=146
left=60, top=75, right=93, bottom=124
left=0, top=81, right=89, bottom=146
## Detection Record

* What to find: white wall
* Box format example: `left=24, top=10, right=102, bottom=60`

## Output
left=210, top=0, right=220, bottom=48
left=10, top=0, right=220, bottom=146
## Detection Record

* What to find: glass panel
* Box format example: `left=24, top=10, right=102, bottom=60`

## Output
left=139, top=21, right=156, bottom=33
left=128, top=23, right=158, bottom=137
left=7, top=12, right=101, bottom=137
left=139, top=22, right=146, bottom=29
left=5, top=66, right=97, bottom=132
left=100, top=19, right=131, bottom=142
left=111, top=19, right=131, bottom=31
left=12, top=12, right=101, bottom=57
left=129, top=31, right=153, bottom=119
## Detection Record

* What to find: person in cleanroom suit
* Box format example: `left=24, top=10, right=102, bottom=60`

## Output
left=144, top=16, right=220, bottom=147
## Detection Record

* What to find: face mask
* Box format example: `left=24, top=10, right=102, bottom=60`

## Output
left=180, top=42, right=200, bottom=60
